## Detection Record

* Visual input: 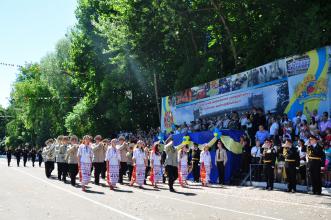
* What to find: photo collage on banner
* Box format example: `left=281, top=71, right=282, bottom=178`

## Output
left=161, top=46, right=331, bottom=133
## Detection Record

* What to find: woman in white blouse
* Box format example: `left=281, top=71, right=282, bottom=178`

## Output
left=105, top=139, right=121, bottom=190
left=150, top=143, right=162, bottom=188
left=200, top=144, right=212, bottom=186
left=130, top=140, right=147, bottom=188
left=178, top=145, right=189, bottom=187
left=77, top=135, right=93, bottom=192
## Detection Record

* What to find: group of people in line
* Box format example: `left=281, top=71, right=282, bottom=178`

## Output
left=5, top=108, right=329, bottom=195
left=6, top=147, right=42, bottom=168
left=252, top=135, right=326, bottom=195
left=39, top=134, right=227, bottom=192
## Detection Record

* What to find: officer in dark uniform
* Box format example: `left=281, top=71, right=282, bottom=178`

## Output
left=30, top=148, right=37, bottom=167
left=189, top=143, right=201, bottom=182
left=262, top=138, right=276, bottom=190
left=6, top=148, right=12, bottom=167
left=15, top=147, right=22, bottom=167
left=22, top=148, right=29, bottom=167
left=283, top=139, right=300, bottom=192
left=37, top=149, right=43, bottom=167
left=307, top=135, right=326, bottom=195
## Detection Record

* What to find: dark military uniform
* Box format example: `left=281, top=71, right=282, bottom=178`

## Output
left=263, top=147, right=276, bottom=190
left=284, top=146, right=300, bottom=192
left=307, top=143, right=326, bottom=195
left=15, top=148, right=22, bottom=167
left=30, top=149, right=37, bottom=167
left=6, top=150, right=12, bottom=167
left=190, top=147, right=201, bottom=182
left=37, top=150, right=43, bottom=167
left=22, top=149, right=28, bottom=167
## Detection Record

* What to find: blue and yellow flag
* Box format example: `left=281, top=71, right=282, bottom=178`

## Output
left=173, top=130, right=244, bottom=154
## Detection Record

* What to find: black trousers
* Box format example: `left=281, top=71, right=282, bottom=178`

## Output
left=127, top=164, right=133, bottom=181
left=144, top=166, right=150, bottom=184
left=7, top=157, right=11, bottom=166
left=101, top=161, right=106, bottom=179
left=309, top=161, right=322, bottom=194
left=23, top=157, right=28, bottom=167
left=57, top=162, right=68, bottom=181
left=166, top=165, right=178, bottom=190
left=299, top=165, right=306, bottom=182
left=192, top=161, right=200, bottom=182
left=285, top=164, right=297, bottom=191
left=16, top=157, right=21, bottom=167
left=217, top=161, right=225, bottom=184
left=45, top=161, right=55, bottom=178
left=68, top=163, right=79, bottom=186
left=31, top=156, right=36, bottom=167
left=93, top=162, right=103, bottom=184
left=39, top=158, right=43, bottom=167
left=119, top=162, right=128, bottom=183
left=264, top=164, right=274, bottom=189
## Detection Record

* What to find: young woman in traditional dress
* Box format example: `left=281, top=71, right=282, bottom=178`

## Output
left=200, top=144, right=212, bottom=187
left=105, top=139, right=121, bottom=190
left=149, top=143, right=162, bottom=188
left=178, top=145, right=189, bottom=187
left=130, top=140, right=147, bottom=188
left=77, top=135, right=93, bottom=191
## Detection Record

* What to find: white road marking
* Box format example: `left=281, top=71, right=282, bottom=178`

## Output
left=13, top=168, right=142, bottom=220
left=129, top=188, right=283, bottom=220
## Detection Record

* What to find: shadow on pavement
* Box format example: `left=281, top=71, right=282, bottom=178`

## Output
left=113, top=188, right=133, bottom=193
left=173, top=191, right=196, bottom=196
left=85, top=189, right=105, bottom=194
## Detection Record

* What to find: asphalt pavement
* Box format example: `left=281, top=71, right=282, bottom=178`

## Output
left=0, top=158, right=330, bottom=220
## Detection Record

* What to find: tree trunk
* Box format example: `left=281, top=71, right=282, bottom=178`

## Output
left=211, top=0, right=238, bottom=70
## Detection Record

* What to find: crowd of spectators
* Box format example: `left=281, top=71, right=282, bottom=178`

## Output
left=118, top=128, right=160, bottom=146
left=170, top=107, right=331, bottom=186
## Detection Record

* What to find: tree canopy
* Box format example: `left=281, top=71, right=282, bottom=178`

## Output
left=2, top=0, right=331, bottom=148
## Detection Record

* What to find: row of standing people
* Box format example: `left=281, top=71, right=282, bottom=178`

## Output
left=6, top=147, right=43, bottom=167
left=255, top=135, right=325, bottom=195
left=41, top=134, right=228, bottom=192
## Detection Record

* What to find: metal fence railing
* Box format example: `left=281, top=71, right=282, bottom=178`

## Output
left=249, top=163, right=331, bottom=192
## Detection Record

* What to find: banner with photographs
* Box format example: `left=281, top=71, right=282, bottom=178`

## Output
left=161, top=46, right=331, bottom=133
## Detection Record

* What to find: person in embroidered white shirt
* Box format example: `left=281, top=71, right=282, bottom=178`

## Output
left=77, top=135, right=93, bottom=192
left=200, top=144, right=212, bottom=186
left=130, top=140, right=147, bottom=188
left=178, top=145, right=189, bottom=187
left=105, top=139, right=121, bottom=190
left=215, top=140, right=227, bottom=185
left=150, top=143, right=162, bottom=188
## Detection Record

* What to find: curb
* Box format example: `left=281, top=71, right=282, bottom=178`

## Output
left=245, top=181, right=331, bottom=196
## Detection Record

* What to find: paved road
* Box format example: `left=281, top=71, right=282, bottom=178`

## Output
left=0, top=158, right=330, bottom=220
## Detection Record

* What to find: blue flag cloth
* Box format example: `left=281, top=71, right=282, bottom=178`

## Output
left=173, top=130, right=244, bottom=184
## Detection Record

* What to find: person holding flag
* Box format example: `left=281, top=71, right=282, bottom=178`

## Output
left=200, top=131, right=219, bottom=186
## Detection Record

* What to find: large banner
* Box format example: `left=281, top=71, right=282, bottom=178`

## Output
left=161, top=46, right=331, bottom=133
left=285, top=47, right=330, bottom=118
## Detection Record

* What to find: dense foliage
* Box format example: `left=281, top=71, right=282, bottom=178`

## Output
left=2, top=0, right=331, bottom=149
